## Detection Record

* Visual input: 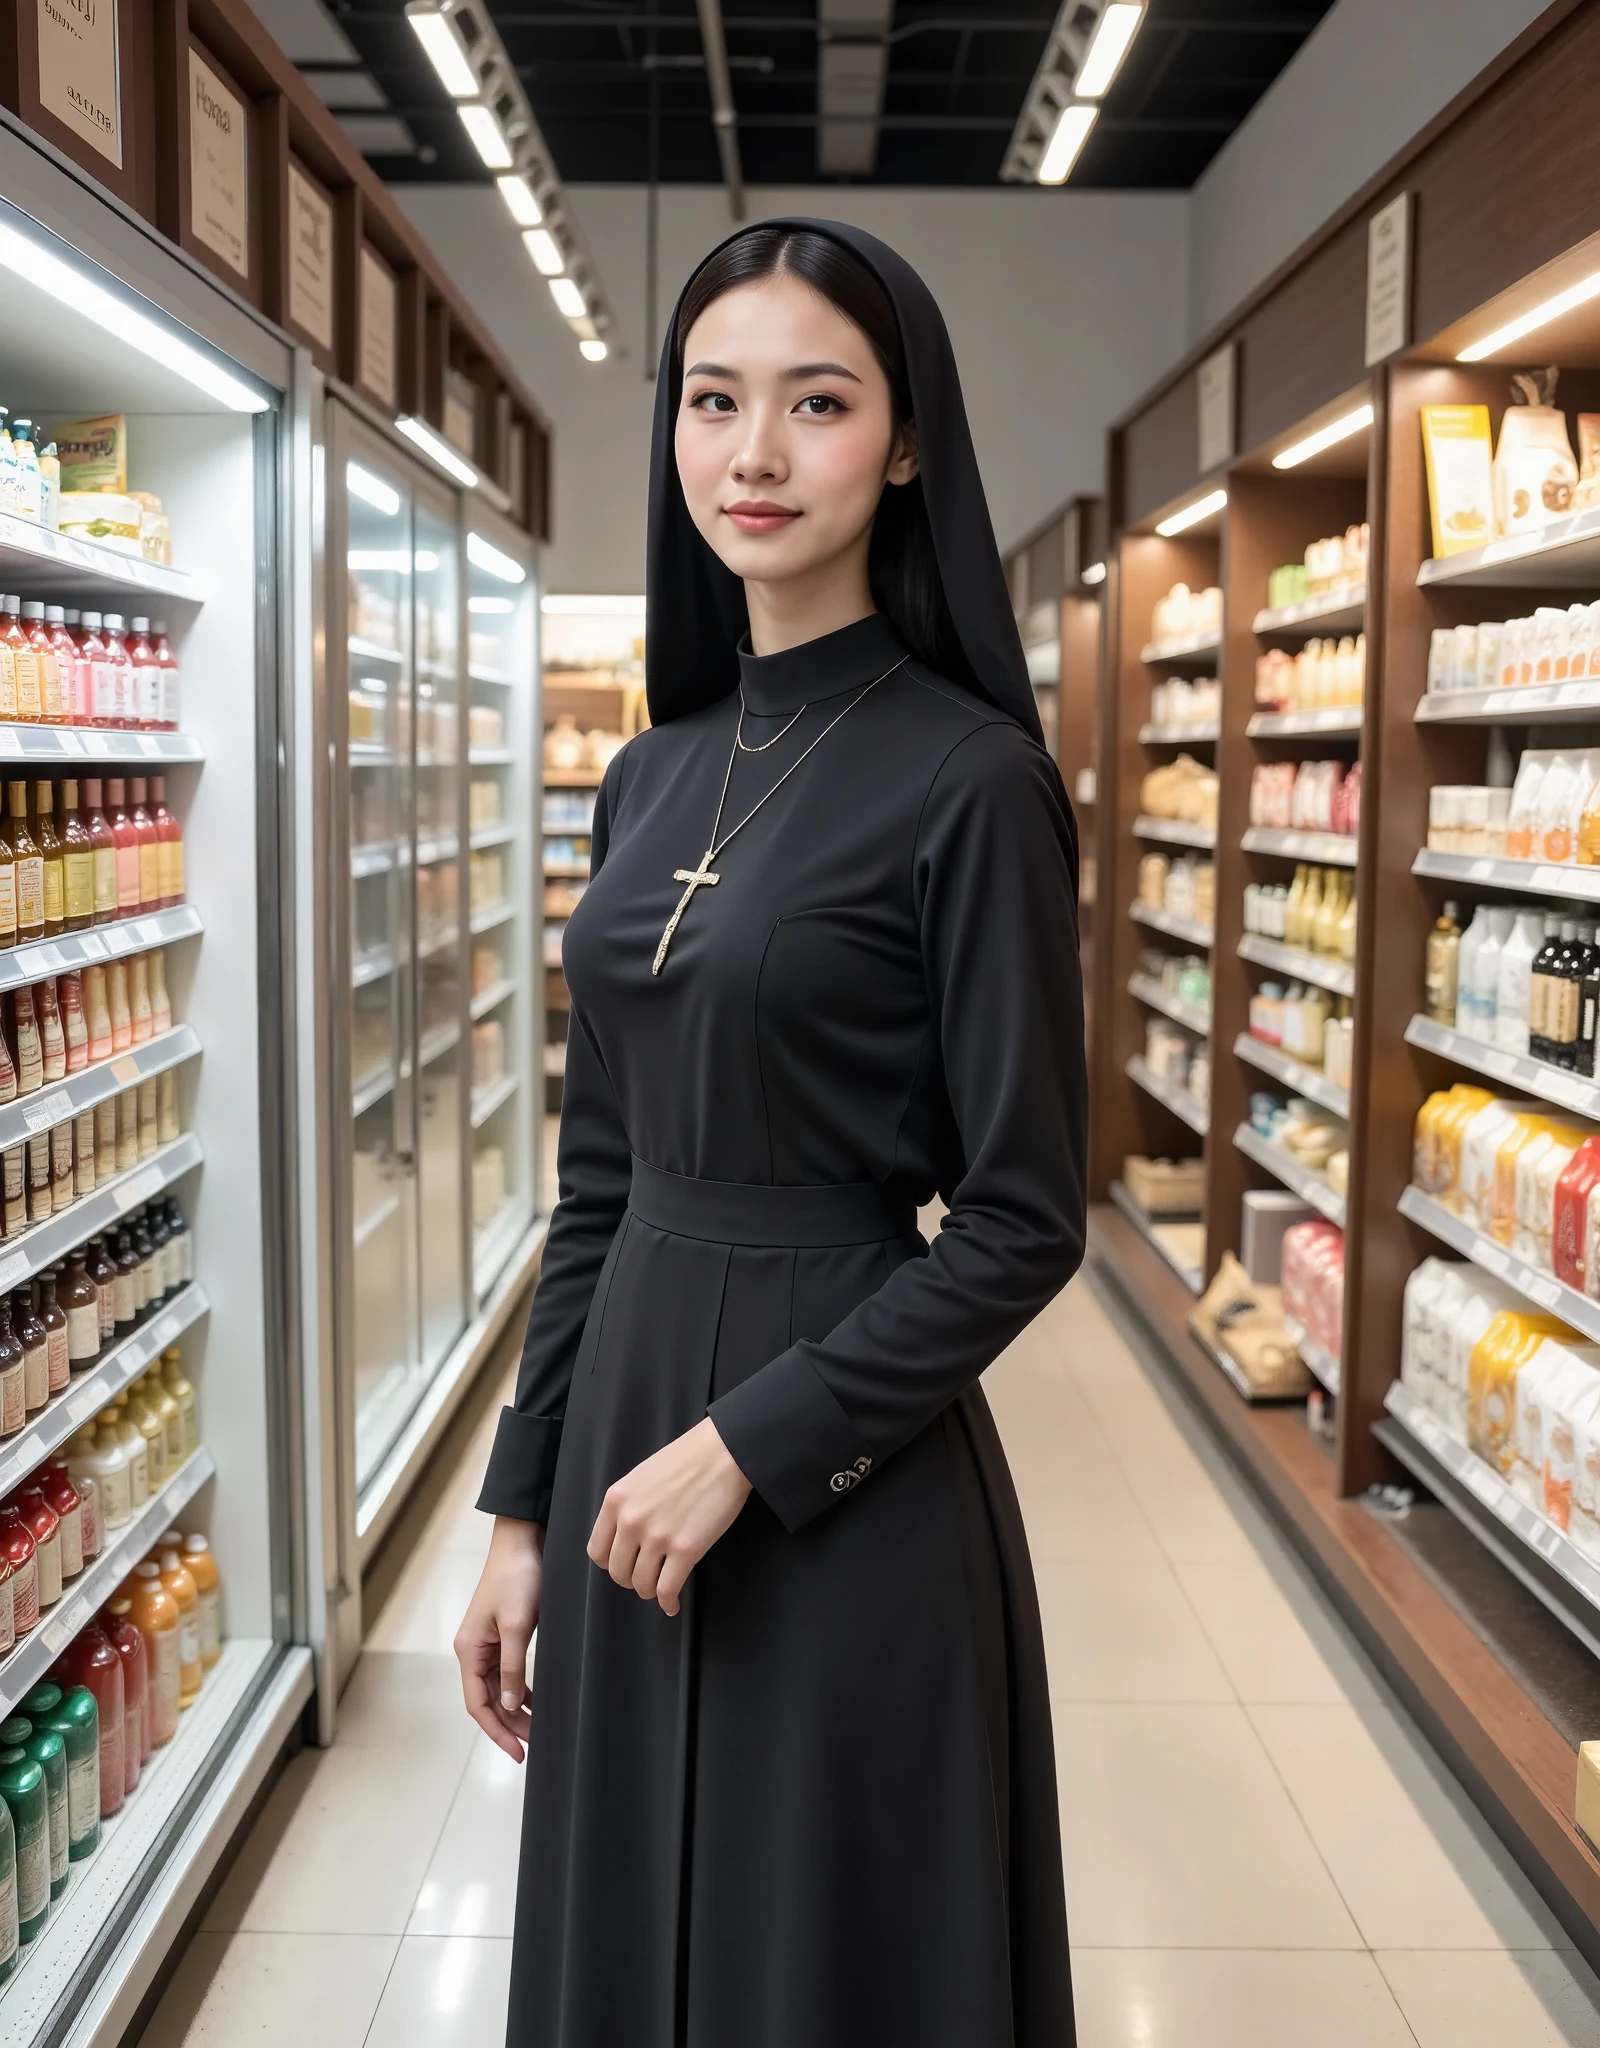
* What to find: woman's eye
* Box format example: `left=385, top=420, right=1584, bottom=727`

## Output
left=690, top=391, right=736, bottom=414
left=798, top=394, right=842, bottom=416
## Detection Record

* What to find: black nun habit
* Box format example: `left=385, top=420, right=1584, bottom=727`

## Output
left=478, top=217, right=1086, bottom=2047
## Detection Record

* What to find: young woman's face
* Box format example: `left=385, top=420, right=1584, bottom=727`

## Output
left=675, top=273, right=919, bottom=588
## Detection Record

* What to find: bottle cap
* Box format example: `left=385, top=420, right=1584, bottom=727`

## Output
left=130, top=617, right=149, bottom=633
left=20, top=602, right=42, bottom=620
left=43, top=606, right=62, bottom=625
left=102, top=614, right=123, bottom=632
left=80, top=611, right=100, bottom=629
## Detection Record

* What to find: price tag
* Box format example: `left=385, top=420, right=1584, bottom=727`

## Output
left=1482, top=692, right=1514, bottom=713
left=1485, top=1049, right=1516, bottom=1079
left=0, top=731, right=20, bottom=757
left=1532, top=865, right=1594, bottom=895
left=110, top=1055, right=140, bottom=1085
left=55, top=731, right=82, bottom=757
left=21, top=1089, right=73, bottom=1133
left=1479, top=1243, right=1510, bottom=1277
left=77, top=933, right=106, bottom=959
left=83, top=734, right=110, bottom=757
left=1528, top=1275, right=1562, bottom=1310
left=138, top=919, right=166, bottom=944
left=1314, top=708, right=1348, bottom=729
left=13, top=949, right=45, bottom=976
left=0, top=1253, right=27, bottom=1293
left=1559, top=683, right=1598, bottom=706
left=138, top=736, right=160, bottom=757
left=153, top=1314, right=178, bottom=1348
left=1468, top=860, right=1494, bottom=881
left=66, top=1386, right=98, bottom=1424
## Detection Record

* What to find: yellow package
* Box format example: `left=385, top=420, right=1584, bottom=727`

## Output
left=1438, top=1087, right=1499, bottom=1210
left=1415, top=1086, right=1488, bottom=1197
left=51, top=413, right=126, bottom=493
left=1468, top=1310, right=1567, bottom=1470
left=1491, top=1115, right=1558, bottom=1246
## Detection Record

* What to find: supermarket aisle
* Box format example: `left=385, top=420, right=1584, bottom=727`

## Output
left=137, top=1271, right=1600, bottom=2047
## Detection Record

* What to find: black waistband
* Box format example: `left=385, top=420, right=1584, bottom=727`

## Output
left=627, top=1156, right=917, bottom=1248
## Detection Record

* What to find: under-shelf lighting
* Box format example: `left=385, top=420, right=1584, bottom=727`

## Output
left=1073, top=2, right=1145, bottom=98
left=524, top=229, right=564, bottom=277
left=549, top=277, right=586, bottom=319
left=1037, top=104, right=1097, bottom=186
left=542, top=594, right=646, bottom=617
left=406, top=2, right=480, bottom=98
left=496, top=174, right=542, bottom=228
left=1272, top=402, right=1375, bottom=471
left=467, top=531, right=527, bottom=584
left=1457, top=271, right=1600, bottom=362
left=346, top=463, right=401, bottom=518
left=579, top=339, right=608, bottom=363
left=395, top=415, right=480, bottom=489
left=1155, top=488, right=1227, bottom=537
left=469, top=595, right=516, bottom=615
left=1081, top=560, right=1107, bottom=585
left=459, top=103, right=514, bottom=171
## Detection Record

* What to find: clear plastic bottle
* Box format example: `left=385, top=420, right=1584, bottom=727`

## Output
left=151, top=623, right=180, bottom=732
left=127, top=620, right=160, bottom=732
left=1495, top=909, right=1549, bottom=1055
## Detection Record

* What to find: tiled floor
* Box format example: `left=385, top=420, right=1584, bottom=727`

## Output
left=138, top=1270, right=1600, bottom=2046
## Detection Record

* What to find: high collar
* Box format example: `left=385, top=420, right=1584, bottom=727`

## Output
left=735, top=611, right=907, bottom=717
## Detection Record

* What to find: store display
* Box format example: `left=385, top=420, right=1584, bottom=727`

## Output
left=1280, top=1220, right=1345, bottom=1364
left=1148, top=582, right=1222, bottom=647
left=1254, top=634, right=1365, bottom=714
left=1189, top=1252, right=1311, bottom=1398
left=1263, top=525, right=1369, bottom=611
left=1144, top=675, right=1220, bottom=737
left=1243, top=865, right=1358, bottom=960
left=1135, top=851, right=1214, bottom=928
left=1138, top=754, right=1217, bottom=828
left=1247, top=758, right=1360, bottom=836
left=1245, top=1091, right=1349, bottom=1196
left=1421, top=402, right=1494, bottom=557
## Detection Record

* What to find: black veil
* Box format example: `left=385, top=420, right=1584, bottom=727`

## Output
left=644, top=216, right=1045, bottom=748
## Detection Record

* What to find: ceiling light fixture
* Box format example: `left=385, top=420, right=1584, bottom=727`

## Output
left=396, top=415, right=480, bottom=489
left=579, top=339, right=608, bottom=362
left=542, top=594, right=647, bottom=617
left=406, top=4, right=479, bottom=99
left=496, top=173, right=542, bottom=227
left=1081, top=560, right=1107, bottom=585
left=459, top=103, right=513, bottom=171
left=523, top=228, right=563, bottom=277
left=1272, top=403, right=1375, bottom=471
left=1155, top=488, right=1228, bottom=538
left=549, top=277, right=586, bottom=319
left=467, top=531, right=527, bottom=583
left=469, top=595, right=516, bottom=614
left=1037, top=104, right=1097, bottom=185
left=1073, top=1, right=1145, bottom=98
left=1457, top=271, right=1600, bottom=362
left=346, top=463, right=401, bottom=517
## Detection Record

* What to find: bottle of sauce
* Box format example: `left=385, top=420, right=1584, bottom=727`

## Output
left=0, top=1746, right=49, bottom=1943
left=183, top=1533, right=222, bottom=1664
left=59, top=972, right=86, bottom=1072
left=3, top=1717, right=67, bottom=1905
left=9, top=784, right=40, bottom=943
left=58, top=1628, right=122, bottom=1818
left=129, top=1561, right=180, bottom=1746
left=0, top=1021, right=16, bottom=1108
left=136, top=1077, right=156, bottom=1158
left=125, top=1378, right=166, bottom=1491
left=149, top=779, right=182, bottom=908
left=128, top=620, right=160, bottom=731
left=0, top=598, right=17, bottom=724
left=36, top=1462, right=79, bottom=1582
left=99, top=616, right=133, bottom=730
left=32, top=785, right=60, bottom=940
left=0, top=1504, right=37, bottom=1636
left=14, top=1486, right=59, bottom=1612
left=36, top=977, right=64, bottom=1084
left=75, top=1420, right=128, bottom=1534
left=156, top=1068, right=179, bottom=1144
left=46, top=1121, right=67, bottom=1220
left=152, top=622, right=180, bottom=731
left=129, top=778, right=159, bottom=909
left=14, top=1288, right=47, bottom=1420
left=108, top=1395, right=146, bottom=1508
left=0, top=1298, right=21, bottom=1441
left=144, top=1365, right=183, bottom=1468
left=0, top=789, right=16, bottom=955
left=62, top=1252, right=98, bottom=1371
left=80, top=613, right=112, bottom=730
left=106, top=780, right=138, bottom=918
left=81, top=780, right=116, bottom=928
left=72, top=1109, right=93, bottom=1202
left=11, top=987, right=41, bottom=1097
left=24, top=1132, right=49, bottom=1225
left=107, top=961, right=131, bottom=1056
left=97, top=1597, right=144, bottom=1789
left=86, top=1238, right=115, bottom=1342
left=21, top=607, right=61, bottom=725
left=82, top=966, right=111, bottom=1062
left=23, top=1683, right=98, bottom=1861
left=114, top=1088, right=136, bottom=1170
left=9, top=603, right=39, bottom=724
left=0, top=1150, right=22, bottom=1247
left=148, top=947, right=171, bottom=1035
left=36, top=1271, right=67, bottom=1398
left=0, top=1792, right=16, bottom=1984
left=164, top=1202, right=193, bottom=1289
left=162, top=1347, right=198, bottom=1456
left=47, top=1452, right=94, bottom=1568
left=58, top=783, right=91, bottom=934
left=112, top=1233, right=139, bottom=1332
left=129, top=954, right=152, bottom=1046
left=131, top=1210, right=158, bottom=1306
left=43, top=609, right=76, bottom=725
left=157, top=1545, right=202, bottom=1705
left=94, top=1100, right=115, bottom=1184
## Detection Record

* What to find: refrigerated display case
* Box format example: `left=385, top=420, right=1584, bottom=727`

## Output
left=0, top=133, right=312, bottom=2048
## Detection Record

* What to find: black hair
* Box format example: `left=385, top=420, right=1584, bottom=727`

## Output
left=675, top=225, right=970, bottom=685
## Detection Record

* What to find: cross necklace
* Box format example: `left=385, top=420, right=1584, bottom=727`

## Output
left=651, top=656, right=906, bottom=976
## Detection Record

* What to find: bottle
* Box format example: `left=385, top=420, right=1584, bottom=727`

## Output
left=99, top=1596, right=145, bottom=1788
left=115, top=1087, right=136, bottom=1170
left=53, top=1450, right=96, bottom=1564
left=0, top=1746, right=49, bottom=1943
left=82, top=966, right=111, bottom=1063
left=156, top=1066, right=179, bottom=1143
left=59, top=972, right=86, bottom=1073
left=62, top=1251, right=97, bottom=1370
left=0, top=1298, right=19, bottom=1441
left=99, top=617, right=133, bottom=730
left=0, top=790, right=15, bottom=956
left=112, top=1233, right=138, bottom=1333
left=130, top=1210, right=158, bottom=1311
left=1530, top=919, right=1567, bottom=1062
left=81, top=1419, right=129, bottom=1532
left=1313, top=871, right=1345, bottom=958
left=128, top=778, right=159, bottom=909
left=109, top=1394, right=146, bottom=1507
left=1549, top=922, right=1592, bottom=1072
left=151, top=624, right=179, bottom=731
left=24, top=1133, right=47, bottom=1225
left=38, top=442, right=59, bottom=533
left=60, top=611, right=88, bottom=725
left=1283, top=865, right=1308, bottom=948
left=0, top=1504, right=37, bottom=1637
left=21, top=607, right=61, bottom=725
left=9, top=423, right=41, bottom=523
left=0, top=416, right=19, bottom=516
left=148, top=947, right=171, bottom=1035
left=0, top=600, right=22, bottom=723
left=8, top=784, right=40, bottom=944
left=163, top=1201, right=193, bottom=1289
left=106, top=780, right=138, bottom=918
left=12, top=1288, right=45, bottom=1420
left=0, top=1792, right=16, bottom=1982
left=36, top=978, right=64, bottom=1085
left=81, top=613, right=114, bottom=730
left=144, top=1365, right=182, bottom=1467
left=129, top=1561, right=181, bottom=1746
left=136, top=1077, right=156, bottom=1158
left=87, top=1237, right=115, bottom=1343
left=49, top=1112, right=71, bottom=1208
left=57, top=1629, right=122, bottom=1817
left=146, top=1203, right=173, bottom=1301
left=107, top=961, right=131, bottom=1056
left=127, top=955, right=152, bottom=1050
left=72, top=1109, right=93, bottom=1200
left=23, top=1682, right=97, bottom=1861
left=125, top=1377, right=166, bottom=1492
left=162, top=1346, right=198, bottom=1457
left=183, top=1533, right=221, bottom=1665
left=57, top=783, right=91, bottom=934
left=1497, top=909, right=1551, bottom=1054
left=1465, top=904, right=1515, bottom=1041
left=14, top=1486, right=58, bottom=1611
left=81, top=779, right=116, bottom=927
left=36, top=1272, right=67, bottom=1398
left=128, top=620, right=160, bottom=731
left=36, top=1461, right=79, bottom=1582
left=0, top=1025, right=15, bottom=1109
left=5, top=1718, right=67, bottom=1904
left=150, top=778, right=182, bottom=908
left=45, top=610, right=78, bottom=726
left=94, top=1098, right=115, bottom=1183
left=10, top=604, right=39, bottom=725
left=156, top=1545, right=202, bottom=1706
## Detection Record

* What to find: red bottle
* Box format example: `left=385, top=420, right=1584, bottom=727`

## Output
left=0, top=1499, right=38, bottom=1635
left=37, top=1459, right=82, bottom=1582
left=82, top=779, right=117, bottom=928
left=80, top=613, right=113, bottom=730
left=106, top=779, right=139, bottom=919
left=45, top=608, right=79, bottom=726
left=129, top=778, right=159, bottom=910
left=60, top=611, right=91, bottom=726
left=100, top=1593, right=146, bottom=1791
left=151, top=622, right=180, bottom=732
left=13, top=1482, right=60, bottom=1611
left=58, top=1620, right=124, bottom=1816
left=127, top=619, right=160, bottom=731
left=149, top=778, right=183, bottom=910
left=99, top=616, right=133, bottom=731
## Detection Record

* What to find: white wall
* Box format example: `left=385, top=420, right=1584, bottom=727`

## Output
left=1186, top=0, right=1552, bottom=341
left=397, top=183, right=1187, bottom=589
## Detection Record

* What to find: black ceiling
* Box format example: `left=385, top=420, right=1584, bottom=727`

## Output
left=319, top=0, right=1338, bottom=190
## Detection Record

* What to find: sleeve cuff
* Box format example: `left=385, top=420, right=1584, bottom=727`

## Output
left=708, top=1349, right=874, bottom=1535
left=476, top=1407, right=563, bottom=1524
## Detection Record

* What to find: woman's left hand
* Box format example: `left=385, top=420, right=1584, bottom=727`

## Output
left=588, top=1416, right=753, bottom=1616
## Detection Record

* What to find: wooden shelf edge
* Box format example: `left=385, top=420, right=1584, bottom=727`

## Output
left=1086, top=1201, right=1600, bottom=1966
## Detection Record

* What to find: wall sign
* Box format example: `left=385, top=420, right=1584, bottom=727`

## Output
left=287, top=159, right=334, bottom=350
left=37, top=0, right=122, bottom=168
left=1365, top=191, right=1411, bottom=367
left=1197, top=342, right=1236, bottom=476
left=189, top=48, right=248, bottom=278
left=359, top=245, right=397, bottom=409
left=443, top=368, right=476, bottom=459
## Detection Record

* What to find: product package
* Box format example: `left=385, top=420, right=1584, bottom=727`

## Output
left=1420, top=402, right=1494, bottom=557
left=1493, top=369, right=1578, bottom=541
left=50, top=417, right=126, bottom=496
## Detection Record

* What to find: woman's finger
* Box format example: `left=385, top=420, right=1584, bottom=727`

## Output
left=656, top=1548, right=692, bottom=1618
left=632, top=1539, right=667, bottom=1602
left=587, top=1491, right=619, bottom=1566
left=607, top=1527, right=642, bottom=1589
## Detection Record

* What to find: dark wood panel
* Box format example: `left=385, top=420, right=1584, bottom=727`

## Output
left=1121, top=377, right=1205, bottom=534
left=1235, top=218, right=1370, bottom=460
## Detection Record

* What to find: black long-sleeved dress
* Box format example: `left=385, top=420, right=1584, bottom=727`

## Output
left=479, top=609, right=1086, bottom=2047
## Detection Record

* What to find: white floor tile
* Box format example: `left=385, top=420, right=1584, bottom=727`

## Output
left=408, top=1735, right=527, bottom=1938
left=1377, top=1948, right=1600, bottom=2045
left=365, top=1936, right=513, bottom=2045
left=138, top=1931, right=397, bottom=2047
left=1072, top=1947, right=1418, bottom=2048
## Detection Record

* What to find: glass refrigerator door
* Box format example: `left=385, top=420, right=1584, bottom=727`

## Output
left=465, top=517, right=537, bottom=1293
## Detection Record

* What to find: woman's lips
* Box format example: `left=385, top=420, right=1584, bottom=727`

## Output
left=725, top=502, right=800, bottom=534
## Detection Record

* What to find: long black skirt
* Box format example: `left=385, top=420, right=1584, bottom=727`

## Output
left=507, top=1166, right=1075, bottom=2047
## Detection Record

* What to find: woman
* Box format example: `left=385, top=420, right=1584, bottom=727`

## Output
left=457, top=218, right=1086, bottom=2047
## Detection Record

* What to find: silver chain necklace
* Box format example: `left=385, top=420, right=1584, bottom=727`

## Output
left=651, top=655, right=906, bottom=976
left=734, top=698, right=806, bottom=752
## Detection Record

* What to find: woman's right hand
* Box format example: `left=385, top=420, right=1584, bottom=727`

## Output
left=455, top=1516, right=543, bottom=1761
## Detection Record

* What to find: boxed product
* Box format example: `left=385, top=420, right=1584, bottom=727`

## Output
left=51, top=413, right=126, bottom=493
left=1189, top=1252, right=1312, bottom=1399
left=1123, top=1155, right=1204, bottom=1215
left=1280, top=1218, right=1344, bottom=1360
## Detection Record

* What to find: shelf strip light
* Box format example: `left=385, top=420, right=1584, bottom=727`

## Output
left=1155, top=488, right=1227, bottom=537
left=496, top=174, right=541, bottom=228
left=1037, top=105, right=1097, bottom=186
left=407, top=3, right=479, bottom=98
left=395, top=416, right=479, bottom=489
left=467, top=532, right=527, bottom=584
left=1272, top=403, right=1374, bottom=471
left=1074, top=2, right=1145, bottom=98
left=1457, top=271, right=1600, bottom=362
left=459, top=103, right=514, bottom=171
left=346, top=463, right=401, bottom=517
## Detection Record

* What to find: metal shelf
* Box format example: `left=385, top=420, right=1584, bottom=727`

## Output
left=470, top=901, right=516, bottom=936
left=0, top=907, right=202, bottom=994
left=351, top=947, right=392, bottom=989
left=1242, top=827, right=1358, bottom=866
left=348, top=637, right=402, bottom=665
left=1232, top=1031, right=1350, bottom=1117
left=1412, top=848, right=1600, bottom=904
left=1283, top=1312, right=1340, bottom=1396
left=470, top=979, right=516, bottom=1020
left=352, top=1066, right=393, bottom=1116
left=353, top=1191, right=402, bottom=1252
left=0, top=517, right=198, bottom=604
left=350, top=844, right=393, bottom=879
left=1404, top=1013, right=1600, bottom=1121
left=0, top=1025, right=200, bottom=1153
left=0, top=725, right=201, bottom=765
left=470, top=824, right=517, bottom=851
left=1418, top=507, right=1600, bottom=590
left=1134, top=815, right=1216, bottom=850
left=416, top=834, right=459, bottom=866
left=1398, top=1183, right=1585, bottom=1330
left=1238, top=933, right=1355, bottom=997
left=1245, top=706, right=1363, bottom=738
left=0, top=1284, right=208, bottom=1503
left=1108, top=1180, right=1203, bottom=1293
left=469, top=747, right=515, bottom=766
left=1127, top=972, right=1210, bottom=1036
left=1251, top=585, right=1366, bottom=636
left=470, top=1072, right=518, bottom=1128
left=1129, top=901, right=1213, bottom=949
left=3, top=1448, right=214, bottom=1719
left=1138, top=721, right=1218, bottom=745
left=1126, top=1056, right=1209, bottom=1134
left=1140, top=630, right=1221, bottom=666
left=1234, top=1123, right=1346, bottom=1226
left=1416, top=679, right=1600, bottom=726
left=0, top=1133, right=201, bottom=1299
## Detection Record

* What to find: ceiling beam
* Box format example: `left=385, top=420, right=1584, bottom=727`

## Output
left=696, top=0, right=746, bottom=217
left=818, top=0, right=893, bottom=177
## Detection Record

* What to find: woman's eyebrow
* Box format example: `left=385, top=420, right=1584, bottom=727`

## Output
left=684, top=360, right=738, bottom=378
left=781, top=362, right=863, bottom=383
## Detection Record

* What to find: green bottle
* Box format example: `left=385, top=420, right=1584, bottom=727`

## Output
left=0, top=1745, right=49, bottom=1941
left=26, top=1683, right=98, bottom=1860
left=2, top=1717, right=67, bottom=1902
left=0, top=1792, right=17, bottom=1981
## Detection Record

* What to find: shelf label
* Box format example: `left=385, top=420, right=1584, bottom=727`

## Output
left=1364, top=192, right=1410, bottom=366
left=138, top=735, right=160, bottom=757
left=66, top=1385, right=98, bottom=1424
left=0, top=732, right=20, bottom=758
left=77, top=933, right=106, bottom=959
left=110, top=1054, right=139, bottom=1084
left=1527, top=1274, right=1563, bottom=1310
left=1533, top=865, right=1600, bottom=896
left=22, top=1089, right=73, bottom=1133
left=12, top=949, right=46, bottom=977
left=189, top=47, right=249, bottom=279
left=359, top=244, right=398, bottom=409
left=1478, top=1242, right=1510, bottom=1277
left=1559, top=683, right=1599, bottom=706
left=37, top=0, right=123, bottom=168
left=152, top=1314, right=178, bottom=1348
left=113, top=1165, right=161, bottom=1213
left=82, top=733, right=110, bottom=757
left=137, top=918, right=166, bottom=944
left=1467, top=860, right=1494, bottom=881
left=55, top=731, right=82, bottom=757
left=0, top=1255, right=28, bottom=1294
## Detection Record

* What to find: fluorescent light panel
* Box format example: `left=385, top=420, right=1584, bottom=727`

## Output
left=1081, top=560, right=1107, bottom=585
left=1037, top=104, right=1097, bottom=185
left=1457, top=270, right=1600, bottom=362
left=579, top=339, right=608, bottom=362
left=395, top=415, right=479, bottom=489
left=1272, top=403, right=1374, bottom=471
left=1074, top=2, right=1145, bottom=99
left=459, top=103, right=514, bottom=170
left=496, top=174, right=542, bottom=227
left=469, top=595, right=516, bottom=614
left=468, top=531, right=527, bottom=583
left=346, top=462, right=401, bottom=517
left=407, top=5, right=479, bottom=98
left=524, top=228, right=563, bottom=276
left=1155, top=488, right=1227, bottom=537
left=542, top=594, right=646, bottom=617
left=549, top=277, right=586, bottom=319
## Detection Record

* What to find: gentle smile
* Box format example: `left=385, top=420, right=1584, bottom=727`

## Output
left=724, top=500, right=801, bottom=533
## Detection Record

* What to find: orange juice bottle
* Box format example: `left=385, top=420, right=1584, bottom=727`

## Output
left=181, top=1533, right=221, bottom=1668
left=127, top=1562, right=180, bottom=1746
left=155, top=1545, right=201, bottom=1706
